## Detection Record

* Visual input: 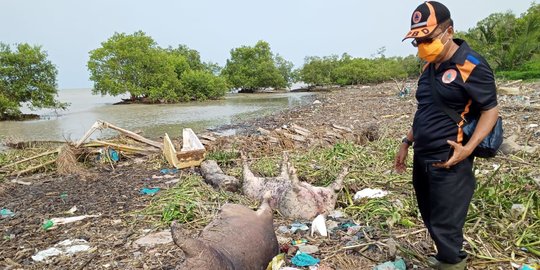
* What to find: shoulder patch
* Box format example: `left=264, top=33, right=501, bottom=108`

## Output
left=457, top=57, right=478, bottom=82
left=466, top=54, right=481, bottom=65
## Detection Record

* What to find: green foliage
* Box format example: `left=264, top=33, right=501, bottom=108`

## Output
left=399, top=55, right=423, bottom=78
left=298, top=54, right=415, bottom=87
left=167, top=44, right=205, bottom=71
left=251, top=156, right=279, bottom=177
left=457, top=3, right=540, bottom=79
left=179, top=70, right=229, bottom=101
left=87, top=31, right=227, bottom=103
left=222, top=40, right=290, bottom=91
left=203, top=61, right=223, bottom=76
left=207, top=150, right=238, bottom=165
left=274, top=54, right=295, bottom=88
left=497, top=57, right=540, bottom=80
left=0, top=43, right=67, bottom=119
left=298, top=55, right=340, bottom=86
left=138, top=174, right=255, bottom=227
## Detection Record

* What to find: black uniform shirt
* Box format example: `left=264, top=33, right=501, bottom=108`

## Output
left=413, top=39, right=498, bottom=154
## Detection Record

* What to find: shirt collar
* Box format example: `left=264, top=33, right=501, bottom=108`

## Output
left=449, top=39, right=471, bottom=65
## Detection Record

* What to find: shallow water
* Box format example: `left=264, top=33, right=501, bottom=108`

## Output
left=0, top=89, right=312, bottom=143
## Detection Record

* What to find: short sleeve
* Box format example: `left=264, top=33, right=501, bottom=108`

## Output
left=464, top=61, right=498, bottom=111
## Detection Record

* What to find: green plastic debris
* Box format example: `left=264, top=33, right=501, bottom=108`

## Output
left=1, top=208, right=15, bottom=218
left=42, top=220, right=54, bottom=230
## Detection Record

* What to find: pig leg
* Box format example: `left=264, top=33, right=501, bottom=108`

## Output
left=329, top=166, right=349, bottom=191
left=241, top=152, right=265, bottom=198
left=286, top=160, right=302, bottom=193
left=278, top=152, right=290, bottom=179
left=256, top=191, right=273, bottom=218
left=200, top=160, right=240, bottom=192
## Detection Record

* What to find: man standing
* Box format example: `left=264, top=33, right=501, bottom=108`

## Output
left=394, top=1, right=500, bottom=269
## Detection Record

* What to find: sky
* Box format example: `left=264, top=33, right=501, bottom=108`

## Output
left=0, top=0, right=535, bottom=89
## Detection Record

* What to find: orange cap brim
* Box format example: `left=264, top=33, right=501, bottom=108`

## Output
left=402, top=25, right=437, bottom=41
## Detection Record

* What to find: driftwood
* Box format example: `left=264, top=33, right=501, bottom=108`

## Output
left=75, top=120, right=162, bottom=149
left=84, top=140, right=159, bottom=154
left=2, top=120, right=163, bottom=177
left=498, top=87, right=521, bottom=96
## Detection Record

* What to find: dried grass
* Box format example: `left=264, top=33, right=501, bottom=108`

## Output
left=56, top=144, right=86, bottom=176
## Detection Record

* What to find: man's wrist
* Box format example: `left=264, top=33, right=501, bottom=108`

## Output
left=402, top=137, right=413, bottom=146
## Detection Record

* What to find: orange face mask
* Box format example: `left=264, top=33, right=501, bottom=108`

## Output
left=417, top=30, right=449, bottom=62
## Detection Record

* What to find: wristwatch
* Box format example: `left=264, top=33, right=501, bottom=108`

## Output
left=402, top=137, right=413, bottom=146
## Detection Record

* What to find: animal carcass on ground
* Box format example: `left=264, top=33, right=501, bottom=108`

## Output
left=242, top=152, right=348, bottom=220
left=170, top=193, right=278, bottom=270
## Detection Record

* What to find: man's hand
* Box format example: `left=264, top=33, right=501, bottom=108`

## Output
left=394, top=143, right=409, bottom=173
left=433, top=140, right=473, bottom=168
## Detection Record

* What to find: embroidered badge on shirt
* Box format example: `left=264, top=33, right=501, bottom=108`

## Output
left=442, top=69, right=457, bottom=84
left=412, top=11, right=422, bottom=23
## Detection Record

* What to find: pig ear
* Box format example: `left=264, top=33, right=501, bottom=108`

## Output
left=171, top=221, right=208, bottom=258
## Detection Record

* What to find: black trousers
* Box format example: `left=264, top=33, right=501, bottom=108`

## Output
left=412, top=151, right=476, bottom=264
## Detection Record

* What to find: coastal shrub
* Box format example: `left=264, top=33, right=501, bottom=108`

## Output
left=497, top=58, right=540, bottom=80
left=298, top=55, right=340, bottom=86
left=88, top=31, right=228, bottom=103
left=298, top=54, right=414, bottom=87
left=222, top=40, right=291, bottom=91
left=0, top=43, right=67, bottom=120
left=179, top=70, right=229, bottom=101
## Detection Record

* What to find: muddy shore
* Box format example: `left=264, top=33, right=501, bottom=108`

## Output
left=1, top=82, right=539, bottom=270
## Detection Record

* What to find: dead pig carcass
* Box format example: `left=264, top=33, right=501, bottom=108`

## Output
left=242, top=152, right=348, bottom=220
left=171, top=194, right=278, bottom=270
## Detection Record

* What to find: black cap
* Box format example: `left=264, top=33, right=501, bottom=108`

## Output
left=403, top=1, right=451, bottom=41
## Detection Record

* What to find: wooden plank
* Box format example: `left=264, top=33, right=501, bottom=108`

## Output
left=291, top=124, right=311, bottom=137
left=331, top=124, right=352, bottom=133
left=103, top=121, right=163, bottom=149
left=163, top=133, right=180, bottom=169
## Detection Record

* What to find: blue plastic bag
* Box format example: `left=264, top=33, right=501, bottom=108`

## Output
left=291, top=252, right=320, bottom=267
left=140, top=188, right=160, bottom=195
